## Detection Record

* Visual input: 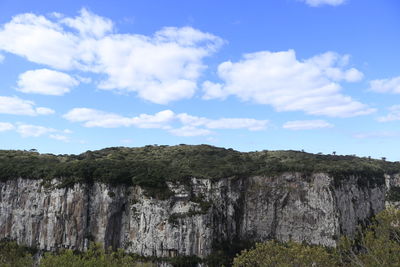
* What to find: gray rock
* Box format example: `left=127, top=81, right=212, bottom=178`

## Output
left=0, top=173, right=390, bottom=258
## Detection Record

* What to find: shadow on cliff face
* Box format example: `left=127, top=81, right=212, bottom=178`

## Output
left=104, top=203, right=125, bottom=250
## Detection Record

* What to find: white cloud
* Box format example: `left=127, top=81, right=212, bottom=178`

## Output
left=19, top=125, right=72, bottom=140
left=61, top=8, right=113, bottom=38
left=0, top=9, right=223, bottom=104
left=35, top=107, right=55, bottom=115
left=94, top=27, right=222, bottom=104
left=131, top=110, right=176, bottom=129
left=16, top=124, right=56, bottom=137
left=203, top=50, right=373, bottom=117
left=283, top=120, right=334, bottom=130
left=0, top=122, right=14, bottom=132
left=369, top=76, right=400, bottom=94
left=64, top=108, right=268, bottom=136
left=0, top=53, right=4, bottom=63
left=377, top=105, right=400, bottom=122
left=301, top=0, right=346, bottom=7
left=76, top=76, right=91, bottom=83
left=0, top=122, right=72, bottom=140
left=49, top=134, right=70, bottom=142
left=169, top=126, right=213, bottom=137
left=0, top=13, right=78, bottom=69
left=17, top=69, right=79, bottom=95
left=0, top=96, right=54, bottom=116
left=63, top=108, right=175, bottom=128
left=177, top=113, right=268, bottom=131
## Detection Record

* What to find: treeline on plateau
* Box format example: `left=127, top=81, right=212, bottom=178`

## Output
left=1, top=208, right=400, bottom=267
left=0, top=145, right=399, bottom=193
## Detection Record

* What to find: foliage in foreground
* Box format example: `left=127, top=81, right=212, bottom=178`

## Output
left=233, top=241, right=338, bottom=267
left=233, top=208, right=400, bottom=267
left=0, top=240, right=34, bottom=267
left=40, top=243, right=155, bottom=267
left=0, top=242, right=154, bottom=267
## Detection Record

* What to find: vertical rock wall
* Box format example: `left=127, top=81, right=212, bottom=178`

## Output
left=0, top=173, right=388, bottom=257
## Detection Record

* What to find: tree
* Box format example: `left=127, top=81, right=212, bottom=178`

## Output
left=40, top=243, right=155, bottom=267
left=337, top=207, right=400, bottom=267
left=234, top=208, right=400, bottom=267
left=0, top=241, right=34, bottom=267
left=233, top=240, right=338, bottom=267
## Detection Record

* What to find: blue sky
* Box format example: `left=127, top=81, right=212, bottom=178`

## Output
left=0, top=0, right=400, bottom=160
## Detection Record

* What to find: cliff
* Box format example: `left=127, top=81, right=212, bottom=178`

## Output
left=0, top=145, right=398, bottom=261
left=0, top=173, right=390, bottom=258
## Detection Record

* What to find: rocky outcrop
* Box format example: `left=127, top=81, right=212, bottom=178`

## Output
left=385, top=173, right=400, bottom=208
left=0, top=173, right=388, bottom=258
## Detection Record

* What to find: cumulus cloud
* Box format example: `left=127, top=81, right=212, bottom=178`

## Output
left=0, top=13, right=78, bottom=69
left=0, top=96, right=54, bottom=116
left=16, top=124, right=56, bottom=137
left=0, top=122, right=71, bottom=140
left=35, top=107, right=56, bottom=115
left=49, top=134, right=70, bottom=142
left=60, top=8, right=113, bottom=38
left=169, top=126, right=213, bottom=137
left=17, top=69, right=79, bottom=95
left=369, top=76, right=400, bottom=94
left=301, top=0, right=346, bottom=7
left=0, top=122, right=14, bottom=132
left=63, top=108, right=175, bottom=128
left=0, top=9, right=223, bottom=103
left=377, top=105, right=400, bottom=122
left=283, top=120, right=334, bottom=130
left=63, top=108, right=268, bottom=136
left=203, top=50, right=373, bottom=117
left=177, top=113, right=268, bottom=131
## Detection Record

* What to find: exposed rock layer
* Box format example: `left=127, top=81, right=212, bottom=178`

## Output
left=0, top=173, right=389, bottom=257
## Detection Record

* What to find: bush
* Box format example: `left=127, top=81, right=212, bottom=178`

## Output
left=233, top=208, right=400, bottom=267
left=0, top=145, right=397, bottom=192
left=40, top=243, right=155, bottom=267
left=233, top=240, right=338, bottom=267
left=387, top=186, right=400, bottom=202
left=0, top=240, right=34, bottom=267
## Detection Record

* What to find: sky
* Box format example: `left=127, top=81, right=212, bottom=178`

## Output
left=0, top=0, right=400, bottom=160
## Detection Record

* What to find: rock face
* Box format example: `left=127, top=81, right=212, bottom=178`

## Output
left=0, top=173, right=388, bottom=258
left=385, top=173, right=400, bottom=208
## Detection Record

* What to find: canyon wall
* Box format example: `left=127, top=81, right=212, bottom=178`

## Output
left=0, top=173, right=388, bottom=258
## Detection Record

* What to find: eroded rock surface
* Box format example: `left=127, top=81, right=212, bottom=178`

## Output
left=0, top=173, right=388, bottom=257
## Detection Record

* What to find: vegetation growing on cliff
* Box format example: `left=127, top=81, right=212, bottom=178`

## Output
left=387, top=186, right=400, bottom=202
left=0, top=145, right=398, bottom=192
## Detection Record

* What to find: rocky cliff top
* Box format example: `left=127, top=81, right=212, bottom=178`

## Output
left=0, top=145, right=398, bottom=196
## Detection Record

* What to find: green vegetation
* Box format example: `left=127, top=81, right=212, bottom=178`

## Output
left=0, top=241, right=200, bottom=267
left=40, top=243, right=154, bottom=267
left=0, top=145, right=398, bottom=197
left=387, top=186, right=400, bottom=202
left=0, top=240, right=35, bottom=267
left=234, top=208, right=400, bottom=267
left=233, top=240, right=337, bottom=267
